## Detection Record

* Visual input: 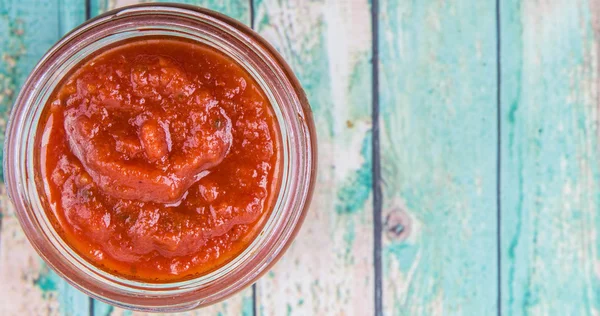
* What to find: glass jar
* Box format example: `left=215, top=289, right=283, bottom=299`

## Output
left=3, top=4, right=316, bottom=312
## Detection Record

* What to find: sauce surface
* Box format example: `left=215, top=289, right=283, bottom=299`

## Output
left=36, top=38, right=280, bottom=281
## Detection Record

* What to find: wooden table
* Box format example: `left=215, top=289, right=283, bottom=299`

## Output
left=1, top=0, right=599, bottom=315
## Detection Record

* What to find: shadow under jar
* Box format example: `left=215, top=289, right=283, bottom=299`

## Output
left=3, top=4, right=316, bottom=312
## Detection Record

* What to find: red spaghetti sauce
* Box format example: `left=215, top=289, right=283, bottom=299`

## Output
left=36, top=38, right=281, bottom=282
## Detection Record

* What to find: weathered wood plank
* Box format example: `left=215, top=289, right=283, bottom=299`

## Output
left=500, top=1, right=600, bottom=314
left=92, top=293, right=254, bottom=316
left=0, top=1, right=89, bottom=315
left=88, top=1, right=253, bottom=315
left=253, top=0, right=374, bottom=315
left=91, top=0, right=250, bottom=23
left=0, top=0, right=85, bottom=178
left=378, top=0, right=498, bottom=314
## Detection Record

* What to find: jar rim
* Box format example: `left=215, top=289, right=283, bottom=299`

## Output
left=3, top=4, right=316, bottom=312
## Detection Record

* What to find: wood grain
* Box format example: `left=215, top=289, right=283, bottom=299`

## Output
left=0, top=1, right=89, bottom=315
left=5, top=0, right=600, bottom=315
left=253, top=0, right=374, bottom=315
left=378, top=0, right=498, bottom=314
left=500, top=0, right=600, bottom=314
left=91, top=0, right=250, bottom=23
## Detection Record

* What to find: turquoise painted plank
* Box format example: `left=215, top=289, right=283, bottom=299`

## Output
left=253, top=0, right=374, bottom=314
left=144, top=0, right=250, bottom=25
left=379, top=0, right=498, bottom=314
left=0, top=0, right=84, bottom=179
left=58, top=0, right=87, bottom=35
left=91, top=0, right=250, bottom=26
left=501, top=1, right=600, bottom=314
left=0, top=1, right=91, bottom=315
left=93, top=301, right=115, bottom=316
left=89, top=1, right=253, bottom=315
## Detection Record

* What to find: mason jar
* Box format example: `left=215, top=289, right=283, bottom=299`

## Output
left=3, top=4, right=316, bottom=312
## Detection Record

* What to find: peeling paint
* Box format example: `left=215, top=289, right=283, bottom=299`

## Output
left=335, top=132, right=372, bottom=215
left=0, top=11, right=27, bottom=181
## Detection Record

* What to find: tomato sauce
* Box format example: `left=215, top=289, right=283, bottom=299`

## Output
left=36, top=38, right=281, bottom=282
